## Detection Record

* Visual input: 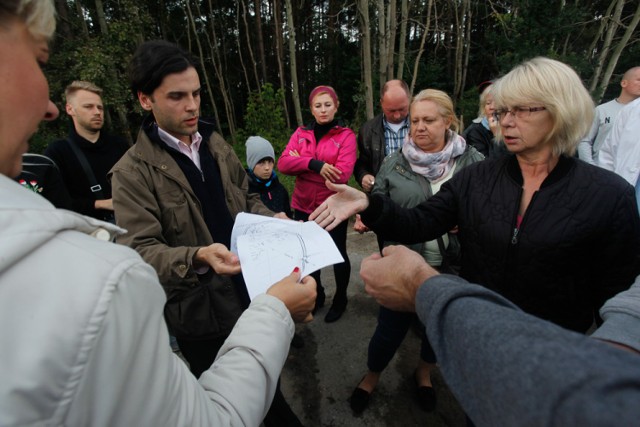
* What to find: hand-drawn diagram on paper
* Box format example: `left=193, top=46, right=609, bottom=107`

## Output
left=231, top=213, right=344, bottom=299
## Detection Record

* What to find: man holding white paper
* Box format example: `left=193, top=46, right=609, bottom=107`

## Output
left=111, top=40, right=303, bottom=426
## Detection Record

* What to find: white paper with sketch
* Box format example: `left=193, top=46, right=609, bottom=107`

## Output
left=231, top=212, right=344, bottom=299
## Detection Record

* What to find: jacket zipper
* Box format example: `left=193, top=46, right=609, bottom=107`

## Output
left=511, top=191, right=538, bottom=245
left=511, top=227, right=519, bottom=244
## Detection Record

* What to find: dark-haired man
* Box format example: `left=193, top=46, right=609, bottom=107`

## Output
left=110, top=40, right=300, bottom=426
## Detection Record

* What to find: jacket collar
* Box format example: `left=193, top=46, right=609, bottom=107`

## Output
left=505, top=154, right=575, bottom=187
left=140, top=113, right=217, bottom=145
left=67, top=123, right=104, bottom=148
left=301, top=119, right=342, bottom=131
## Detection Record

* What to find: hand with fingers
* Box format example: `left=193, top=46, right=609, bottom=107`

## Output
left=360, top=245, right=438, bottom=312
left=361, top=174, right=376, bottom=192
left=267, top=268, right=317, bottom=323
left=194, top=243, right=241, bottom=275
left=310, top=180, right=369, bottom=231
left=320, top=163, right=342, bottom=182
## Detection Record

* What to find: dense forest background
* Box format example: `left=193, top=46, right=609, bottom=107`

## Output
left=34, top=0, right=639, bottom=158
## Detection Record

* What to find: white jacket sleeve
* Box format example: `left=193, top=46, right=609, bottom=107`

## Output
left=577, top=117, right=598, bottom=164
left=65, top=259, right=293, bottom=427
left=598, top=122, right=618, bottom=171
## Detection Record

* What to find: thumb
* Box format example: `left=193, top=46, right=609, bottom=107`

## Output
left=325, top=179, right=338, bottom=191
left=291, top=266, right=301, bottom=282
left=223, top=252, right=239, bottom=264
left=381, top=245, right=399, bottom=257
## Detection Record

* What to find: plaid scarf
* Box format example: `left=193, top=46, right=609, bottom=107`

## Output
left=402, top=130, right=466, bottom=183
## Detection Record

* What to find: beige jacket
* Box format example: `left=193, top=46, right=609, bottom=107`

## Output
left=0, top=175, right=294, bottom=426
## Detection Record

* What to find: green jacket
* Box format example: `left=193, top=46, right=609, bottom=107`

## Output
left=110, top=120, right=273, bottom=339
left=372, top=143, right=483, bottom=265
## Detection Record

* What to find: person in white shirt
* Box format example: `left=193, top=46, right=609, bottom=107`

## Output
left=578, top=66, right=640, bottom=164
left=599, top=96, right=640, bottom=213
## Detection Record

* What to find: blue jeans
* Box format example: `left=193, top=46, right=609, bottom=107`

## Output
left=367, top=306, right=436, bottom=372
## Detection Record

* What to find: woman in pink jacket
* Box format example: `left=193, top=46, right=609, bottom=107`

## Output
left=278, top=86, right=357, bottom=323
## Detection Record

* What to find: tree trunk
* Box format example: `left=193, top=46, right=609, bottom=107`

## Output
left=359, top=0, right=374, bottom=119
left=234, top=2, right=253, bottom=93
left=453, top=0, right=471, bottom=104
left=589, top=0, right=625, bottom=95
left=285, top=0, right=303, bottom=126
left=386, top=0, right=397, bottom=80
left=272, top=0, right=291, bottom=128
left=54, top=0, right=72, bottom=40
left=587, top=0, right=617, bottom=62
left=410, top=0, right=434, bottom=94
left=204, top=0, right=238, bottom=138
left=254, top=0, right=268, bottom=84
left=93, top=0, right=132, bottom=142
left=185, top=1, right=231, bottom=139
left=240, top=0, right=261, bottom=90
left=75, top=0, right=89, bottom=37
left=377, top=0, right=388, bottom=93
left=396, top=0, right=408, bottom=80
left=597, top=0, right=640, bottom=101
left=94, top=0, right=108, bottom=34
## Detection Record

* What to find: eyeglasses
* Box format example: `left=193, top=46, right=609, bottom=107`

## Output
left=492, top=106, right=546, bottom=122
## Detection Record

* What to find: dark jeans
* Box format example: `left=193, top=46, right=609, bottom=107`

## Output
left=367, top=306, right=436, bottom=373
left=293, top=209, right=351, bottom=307
left=177, top=336, right=227, bottom=378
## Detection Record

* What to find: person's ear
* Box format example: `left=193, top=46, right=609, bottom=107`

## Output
left=138, top=91, right=153, bottom=111
left=65, top=103, right=74, bottom=116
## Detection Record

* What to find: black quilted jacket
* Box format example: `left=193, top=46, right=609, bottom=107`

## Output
left=362, top=154, right=640, bottom=332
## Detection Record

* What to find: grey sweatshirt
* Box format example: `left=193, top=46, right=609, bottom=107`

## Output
left=417, top=274, right=640, bottom=427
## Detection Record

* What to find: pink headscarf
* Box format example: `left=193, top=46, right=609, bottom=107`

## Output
left=308, top=85, right=339, bottom=107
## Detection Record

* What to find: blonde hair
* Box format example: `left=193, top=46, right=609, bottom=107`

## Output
left=412, top=89, right=460, bottom=132
left=477, top=85, right=493, bottom=118
left=0, top=0, right=56, bottom=39
left=492, top=57, right=594, bottom=156
left=65, top=81, right=104, bottom=103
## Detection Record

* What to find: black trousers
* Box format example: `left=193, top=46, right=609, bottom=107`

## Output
left=293, top=209, right=351, bottom=307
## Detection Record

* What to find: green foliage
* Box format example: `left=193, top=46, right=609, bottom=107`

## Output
left=234, top=83, right=291, bottom=165
left=28, top=0, right=638, bottom=158
left=457, top=87, right=483, bottom=132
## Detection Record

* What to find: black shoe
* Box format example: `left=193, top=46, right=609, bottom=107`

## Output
left=414, top=371, right=436, bottom=412
left=324, top=301, right=346, bottom=323
left=349, top=386, right=371, bottom=414
left=291, top=333, right=305, bottom=349
left=416, top=385, right=436, bottom=412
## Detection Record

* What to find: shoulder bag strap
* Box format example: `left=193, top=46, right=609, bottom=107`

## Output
left=65, top=138, right=104, bottom=199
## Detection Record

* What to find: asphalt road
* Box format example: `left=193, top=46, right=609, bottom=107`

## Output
left=280, top=226, right=467, bottom=427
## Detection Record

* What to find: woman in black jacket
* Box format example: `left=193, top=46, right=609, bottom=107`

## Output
left=461, top=81, right=507, bottom=159
left=312, top=57, right=640, bottom=336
